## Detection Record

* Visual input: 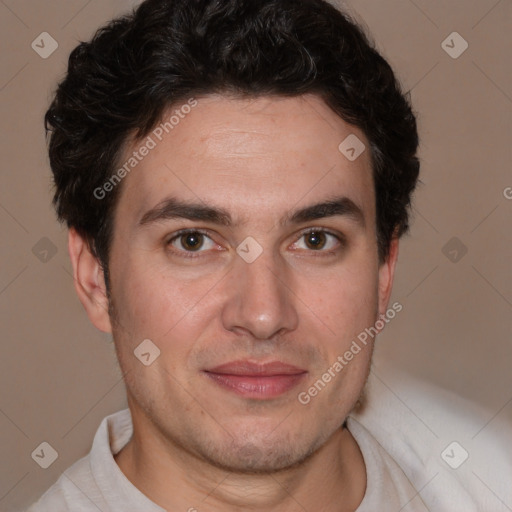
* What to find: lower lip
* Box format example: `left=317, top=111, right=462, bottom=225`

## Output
left=204, top=372, right=307, bottom=399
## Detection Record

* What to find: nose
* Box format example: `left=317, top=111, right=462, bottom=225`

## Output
left=220, top=246, right=299, bottom=341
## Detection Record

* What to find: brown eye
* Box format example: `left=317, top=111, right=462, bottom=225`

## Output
left=180, top=232, right=204, bottom=251
left=304, top=231, right=327, bottom=250
left=291, top=229, right=343, bottom=254
left=167, top=230, right=216, bottom=255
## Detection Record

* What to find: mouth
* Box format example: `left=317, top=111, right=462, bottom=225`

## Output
left=203, top=360, right=308, bottom=400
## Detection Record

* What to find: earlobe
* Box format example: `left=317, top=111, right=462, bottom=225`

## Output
left=377, top=235, right=399, bottom=318
left=68, top=228, right=113, bottom=333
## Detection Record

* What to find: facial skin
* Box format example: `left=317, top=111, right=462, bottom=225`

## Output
left=69, top=93, right=399, bottom=511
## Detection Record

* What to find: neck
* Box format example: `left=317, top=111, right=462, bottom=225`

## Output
left=114, top=410, right=366, bottom=512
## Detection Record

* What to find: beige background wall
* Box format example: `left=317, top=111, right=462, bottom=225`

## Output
left=0, top=0, right=510, bottom=510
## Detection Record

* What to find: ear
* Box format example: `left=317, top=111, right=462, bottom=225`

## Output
left=68, top=228, right=113, bottom=333
left=377, top=235, right=399, bottom=318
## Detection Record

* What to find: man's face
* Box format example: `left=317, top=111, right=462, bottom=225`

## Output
left=95, top=94, right=395, bottom=472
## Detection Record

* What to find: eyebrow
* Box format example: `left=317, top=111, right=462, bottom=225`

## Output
left=138, top=195, right=365, bottom=229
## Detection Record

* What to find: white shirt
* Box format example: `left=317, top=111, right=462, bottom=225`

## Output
left=25, top=408, right=431, bottom=512
left=25, top=371, right=511, bottom=511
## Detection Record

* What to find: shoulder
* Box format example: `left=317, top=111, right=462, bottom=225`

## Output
left=24, top=455, right=105, bottom=512
left=347, top=416, right=431, bottom=511
left=24, top=409, right=132, bottom=512
left=350, top=370, right=512, bottom=511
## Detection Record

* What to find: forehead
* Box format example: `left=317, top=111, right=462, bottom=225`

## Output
left=113, top=94, right=375, bottom=229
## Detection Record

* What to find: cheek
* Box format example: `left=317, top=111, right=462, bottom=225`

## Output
left=111, top=254, right=184, bottom=326
left=108, top=252, right=224, bottom=361
left=310, top=263, right=379, bottom=341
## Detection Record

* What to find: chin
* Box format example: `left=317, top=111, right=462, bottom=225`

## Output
left=195, top=425, right=326, bottom=475
left=203, top=444, right=314, bottom=474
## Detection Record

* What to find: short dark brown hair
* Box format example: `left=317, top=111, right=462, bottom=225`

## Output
left=45, top=0, right=420, bottom=284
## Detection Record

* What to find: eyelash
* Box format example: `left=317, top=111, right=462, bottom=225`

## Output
left=166, top=228, right=345, bottom=259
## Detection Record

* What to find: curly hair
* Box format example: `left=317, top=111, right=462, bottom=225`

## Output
left=45, top=0, right=420, bottom=282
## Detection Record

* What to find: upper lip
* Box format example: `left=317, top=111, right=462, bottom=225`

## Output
left=205, top=360, right=307, bottom=376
